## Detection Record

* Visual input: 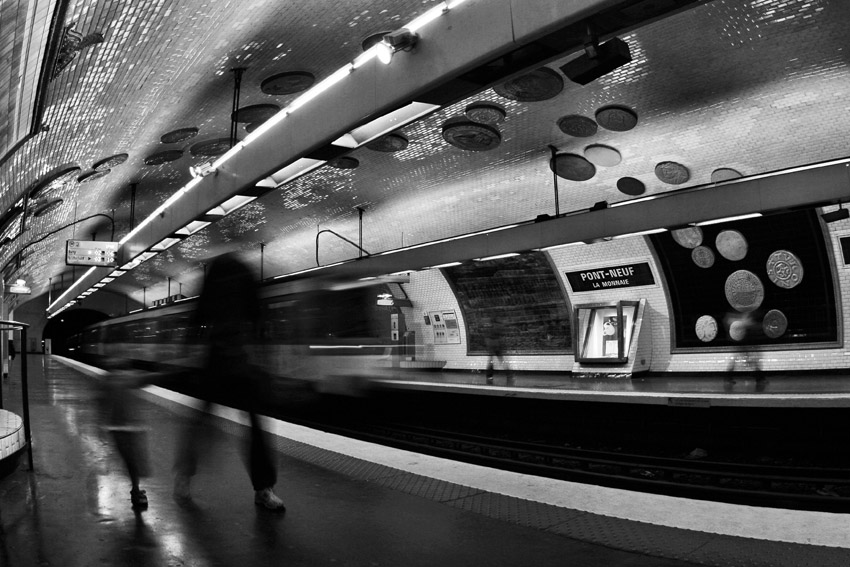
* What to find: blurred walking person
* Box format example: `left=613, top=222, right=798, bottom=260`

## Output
left=172, top=252, right=286, bottom=511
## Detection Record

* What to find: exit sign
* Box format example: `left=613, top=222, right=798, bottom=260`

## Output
left=66, top=240, right=120, bottom=267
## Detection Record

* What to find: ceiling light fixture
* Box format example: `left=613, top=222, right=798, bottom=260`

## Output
left=694, top=213, right=762, bottom=226
left=377, top=29, right=419, bottom=64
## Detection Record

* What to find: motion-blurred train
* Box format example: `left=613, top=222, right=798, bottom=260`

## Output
left=66, top=275, right=410, bottom=396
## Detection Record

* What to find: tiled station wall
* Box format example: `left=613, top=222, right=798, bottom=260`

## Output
left=403, top=214, right=850, bottom=373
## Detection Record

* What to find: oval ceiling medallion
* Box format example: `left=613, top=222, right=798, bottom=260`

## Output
left=616, top=177, right=645, bottom=196
left=329, top=156, right=360, bottom=169
left=261, top=71, right=316, bottom=95
left=232, top=104, right=280, bottom=124
left=655, top=161, right=690, bottom=185
left=161, top=127, right=199, bottom=144
left=190, top=138, right=235, bottom=157
left=464, top=102, right=506, bottom=125
left=711, top=167, right=743, bottom=183
left=595, top=105, right=638, bottom=131
left=144, top=149, right=184, bottom=165
left=493, top=67, right=564, bottom=102
left=365, top=133, right=408, bottom=152
left=584, top=144, right=621, bottom=167
left=549, top=153, right=596, bottom=181
left=28, top=163, right=80, bottom=198
left=557, top=115, right=598, bottom=138
left=93, top=153, right=128, bottom=171
left=442, top=120, right=501, bottom=152
left=77, top=169, right=111, bottom=184
left=361, top=31, right=391, bottom=52
left=33, top=198, right=63, bottom=217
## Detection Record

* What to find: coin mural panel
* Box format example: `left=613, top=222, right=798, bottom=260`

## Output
left=649, top=210, right=836, bottom=348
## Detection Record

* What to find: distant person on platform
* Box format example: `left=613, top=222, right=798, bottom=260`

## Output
left=172, top=252, right=286, bottom=511
left=484, top=317, right=514, bottom=386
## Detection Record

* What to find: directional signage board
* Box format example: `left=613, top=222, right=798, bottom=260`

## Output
left=66, top=240, right=120, bottom=267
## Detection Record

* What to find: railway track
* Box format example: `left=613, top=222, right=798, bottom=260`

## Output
left=282, top=415, right=850, bottom=513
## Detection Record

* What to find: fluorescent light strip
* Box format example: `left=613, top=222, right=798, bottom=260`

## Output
left=475, top=252, right=519, bottom=261
left=695, top=213, right=762, bottom=226
left=288, top=64, right=354, bottom=114
left=151, top=237, right=182, bottom=251
left=612, top=228, right=668, bottom=239
left=429, top=261, right=462, bottom=269
left=207, top=194, right=257, bottom=217
left=406, top=2, right=450, bottom=32
left=47, top=266, right=96, bottom=311
left=537, top=241, right=583, bottom=252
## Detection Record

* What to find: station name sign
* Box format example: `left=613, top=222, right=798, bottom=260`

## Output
left=566, top=262, right=655, bottom=292
left=66, top=240, right=120, bottom=267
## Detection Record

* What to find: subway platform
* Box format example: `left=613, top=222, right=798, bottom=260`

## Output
left=1, top=356, right=850, bottom=567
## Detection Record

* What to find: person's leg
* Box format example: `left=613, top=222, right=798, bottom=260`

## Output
left=248, top=412, right=285, bottom=511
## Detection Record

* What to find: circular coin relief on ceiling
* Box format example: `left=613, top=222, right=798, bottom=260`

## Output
left=762, top=309, right=788, bottom=339
left=716, top=229, right=748, bottom=261
left=691, top=245, right=715, bottom=268
left=766, top=250, right=804, bottom=289
left=584, top=144, right=621, bottom=167
left=711, top=167, right=743, bottom=183
left=328, top=156, right=360, bottom=169
left=77, top=169, right=111, bottom=184
left=464, top=102, right=506, bottom=125
left=232, top=104, right=280, bottom=124
left=190, top=138, right=235, bottom=157
left=28, top=163, right=80, bottom=199
left=549, top=153, right=596, bottom=181
left=144, top=150, right=184, bottom=165
left=493, top=67, right=564, bottom=102
left=655, top=161, right=690, bottom=185
left=616, top=177, right=645, bottom=196
left=93, top=153, right=128, bottom=171
left=724, top=269, right=764, bottom=313
left=33, top=198, right=63, bottom=217
left=261, top=71, right=316, bottom=95
left=695, top=315, right=718, bottom=342
left=442, top=120, right=501, bottom=152
left=595, top=105, right=638, bottom=131
left=557, top=114, right=598, bottom=138
left=671, top=226, right=703, bottom=248
left=160, top=127, right=199, bottom=144
left=365, top=133, right=409, bottom=152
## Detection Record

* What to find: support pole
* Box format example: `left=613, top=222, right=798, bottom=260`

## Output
left=230, top=68, right=246, bottom=148
left=548, top=145, right=561, bottom=217
left=20, top=325, right=31, bottom=470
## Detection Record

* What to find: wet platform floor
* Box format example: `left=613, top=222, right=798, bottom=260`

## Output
left=2, top=355, right=850, bottom=566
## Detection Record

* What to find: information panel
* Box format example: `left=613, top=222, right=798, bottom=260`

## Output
left=66, top=240, right=120, bottom=267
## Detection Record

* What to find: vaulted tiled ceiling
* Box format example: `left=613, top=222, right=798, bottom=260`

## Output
left=2, top=0, right=849, bottom=311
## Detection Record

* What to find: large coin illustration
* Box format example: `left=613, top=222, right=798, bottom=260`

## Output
left=695, top=315, right=718, bottom=342
left=766, top=250, right=804, bottom=289
left=692, top=246, right=715, bottom=268
left=762, top=309, right=788, bottom=339
left=671, top=226, right=703, bottom=249
left=716, top=230, right=748, bottom=261
left=724, top=270, right=764, bottom=312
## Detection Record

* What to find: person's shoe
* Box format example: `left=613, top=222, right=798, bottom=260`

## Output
left=131, top=488, right=148, bottom=510
left=255, top=488, right=286, bottom=511
left=173, top=474, right=191, bottom=502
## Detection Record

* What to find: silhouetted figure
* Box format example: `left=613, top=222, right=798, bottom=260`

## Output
left=173, top=253, right=285, bottom=511
left=484, top=317, right=514, bottom=386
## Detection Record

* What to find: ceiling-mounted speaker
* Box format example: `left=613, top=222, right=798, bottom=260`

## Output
left=560, top=37, right=632, bottom=85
